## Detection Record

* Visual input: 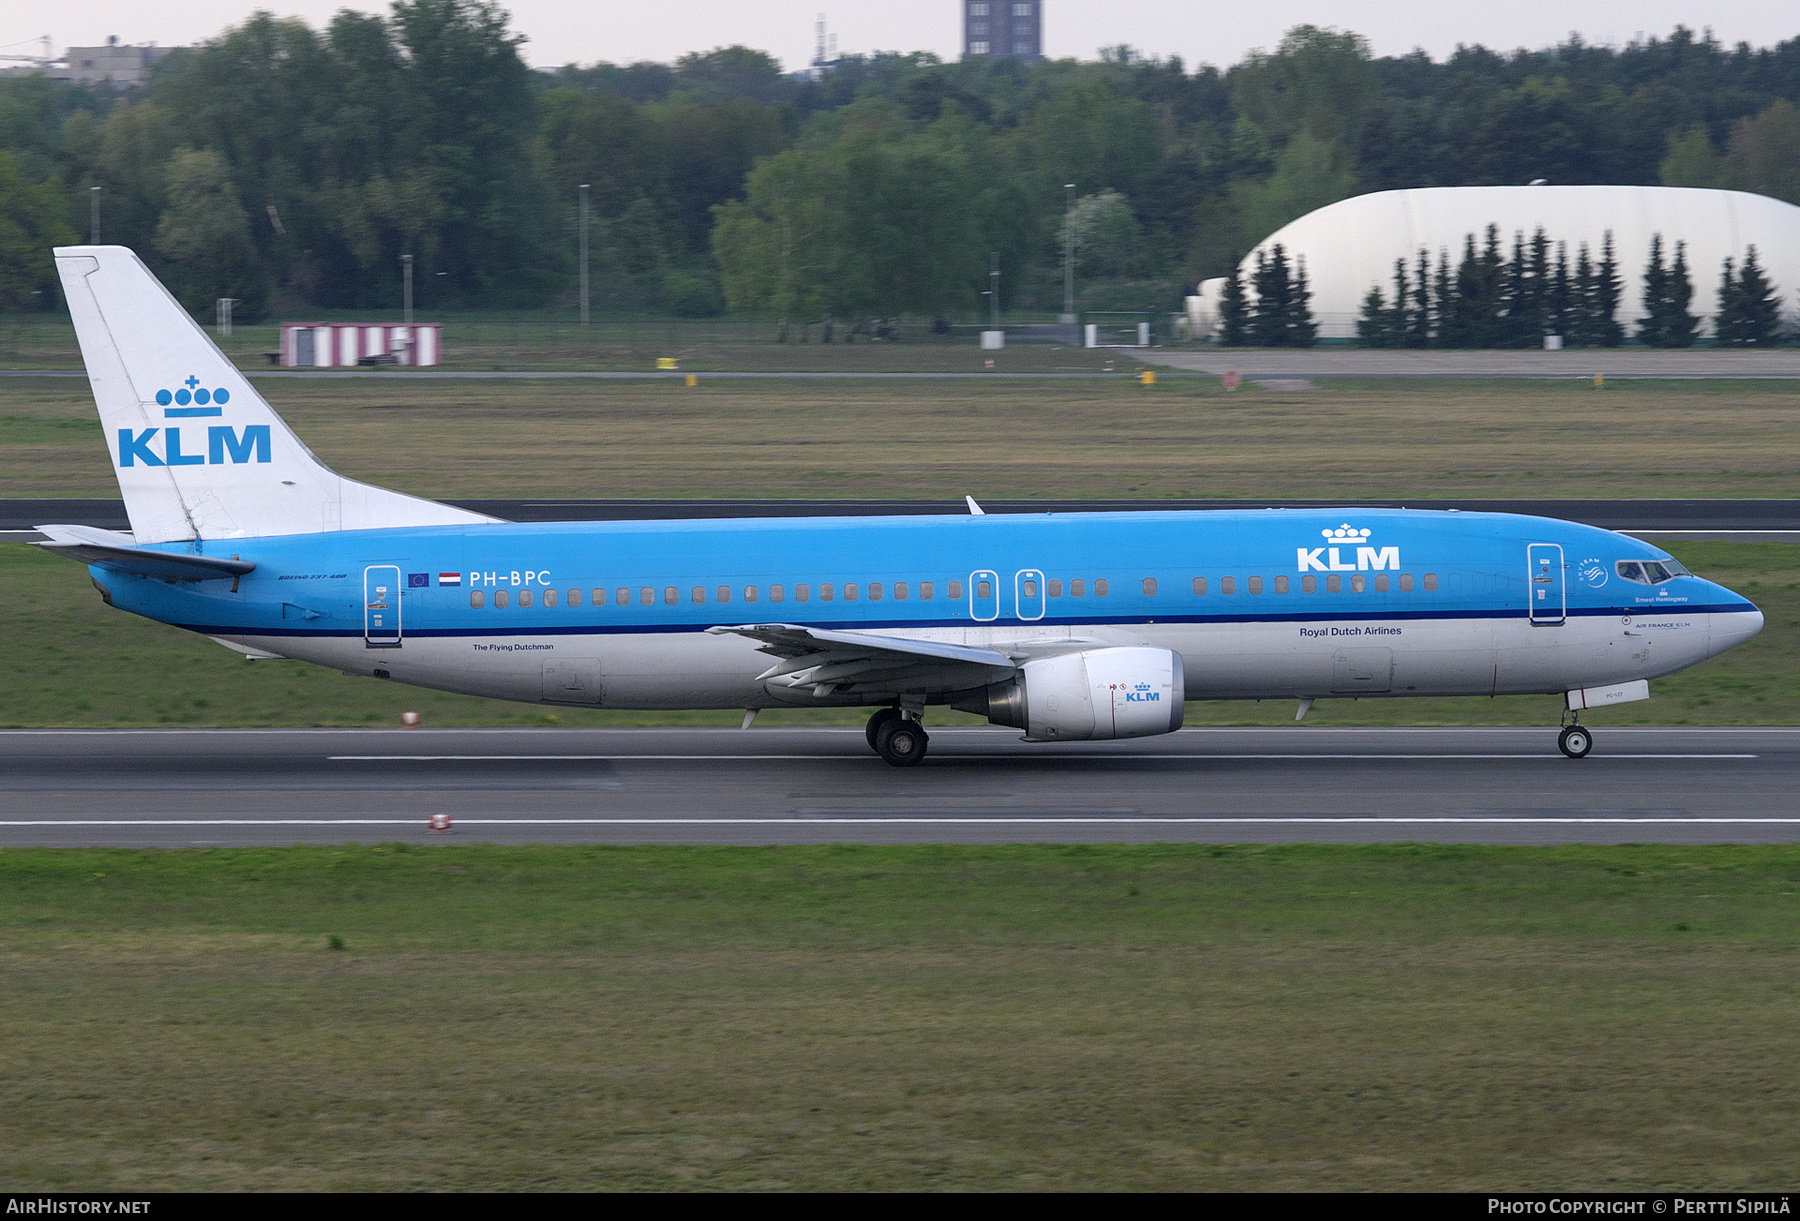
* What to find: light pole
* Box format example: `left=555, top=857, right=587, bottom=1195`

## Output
left=401, top=253, right=413, bottom=325
left=989, top=251, right=1000, bottom=333
left=1061, top=183, right=1076, bottom=324
left=90, top=186, right=100, bottom=244
left=579, top=183, right=590, bottom=326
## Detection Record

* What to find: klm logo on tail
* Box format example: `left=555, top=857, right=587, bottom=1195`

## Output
left=118, top=374, right=268, bottom=467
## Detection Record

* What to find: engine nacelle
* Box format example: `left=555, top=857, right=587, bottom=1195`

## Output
left=959, top=646, right=1185, bottom=741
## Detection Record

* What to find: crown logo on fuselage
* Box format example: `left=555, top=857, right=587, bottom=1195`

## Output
left=1299, top=523, right=1399, bottom=573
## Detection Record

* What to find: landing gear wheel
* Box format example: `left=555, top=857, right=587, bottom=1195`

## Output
left=866, top=707, right=902, bottom=752
left=876, top=719, right=929, bottom=767
left=1558, top=725, right=1593, bottom=759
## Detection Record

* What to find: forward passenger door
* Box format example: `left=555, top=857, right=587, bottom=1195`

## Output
left=1527, top=544, right=1565, bottom=626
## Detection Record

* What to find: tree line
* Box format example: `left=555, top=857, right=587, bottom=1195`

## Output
left=1, top=5, right=1798, bottom=325
left=1355, top=227, right=1786, bottom=348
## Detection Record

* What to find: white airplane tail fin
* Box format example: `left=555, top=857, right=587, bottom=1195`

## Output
left=53, top=245, right=496, bottom=543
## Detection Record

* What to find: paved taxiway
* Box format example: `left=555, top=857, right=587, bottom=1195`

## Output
left=1, top=727, right=1794, bottom=847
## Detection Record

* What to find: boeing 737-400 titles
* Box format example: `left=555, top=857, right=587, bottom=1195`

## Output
left=41, top=246, right=1764, bottom=764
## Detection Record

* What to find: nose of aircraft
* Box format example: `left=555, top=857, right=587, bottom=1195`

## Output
left=1707, top=598, right=1764, bottom=658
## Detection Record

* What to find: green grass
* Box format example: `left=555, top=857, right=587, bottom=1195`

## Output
left=3, top=843, right=1798, bottom=1190
left=0, top=539, right=1793, bottom=728
left=5, top=373, right=1800, bottom=500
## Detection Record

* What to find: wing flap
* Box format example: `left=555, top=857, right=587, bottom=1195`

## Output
left=707, top=623, right=1018, bottom=696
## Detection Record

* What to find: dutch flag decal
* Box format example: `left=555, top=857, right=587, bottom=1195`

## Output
left=439, top=572, right=462, bottom=586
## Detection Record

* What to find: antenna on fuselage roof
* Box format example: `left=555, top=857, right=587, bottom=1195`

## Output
left=965, top=495, right=986, bottom=516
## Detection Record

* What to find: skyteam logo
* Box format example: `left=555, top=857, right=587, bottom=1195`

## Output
left=118, top=375, right=269, bottom=468
left=1297, top=523, right=1400, bottom=573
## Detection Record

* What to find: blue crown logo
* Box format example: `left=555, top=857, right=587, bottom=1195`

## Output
left=154, top=374, right=231, bottom=412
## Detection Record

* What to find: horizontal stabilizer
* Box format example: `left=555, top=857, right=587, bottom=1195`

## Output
left=33, top=523, right=254, bottom=580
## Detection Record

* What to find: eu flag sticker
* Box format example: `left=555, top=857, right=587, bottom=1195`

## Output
left=408, top=573, right=428, bottom=588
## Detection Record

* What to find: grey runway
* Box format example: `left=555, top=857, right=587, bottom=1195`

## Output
left=1, top=726, right=1795, bottom=847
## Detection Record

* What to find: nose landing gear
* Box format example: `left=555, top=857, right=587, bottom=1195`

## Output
left=1557, top=723, right=1593, bottom=759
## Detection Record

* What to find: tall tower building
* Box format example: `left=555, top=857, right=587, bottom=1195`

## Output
left=963, top=1, right=1043, bottom=62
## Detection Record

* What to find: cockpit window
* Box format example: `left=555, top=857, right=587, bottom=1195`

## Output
left=1617, top=558, right=1687, bottom=586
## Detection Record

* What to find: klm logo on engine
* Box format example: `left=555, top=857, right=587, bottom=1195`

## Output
left=118, top=375, right=269, bottom=467
left=1124, top=682, right=1161, bottom=703
left=1297, top=523, right=1399, bottom=573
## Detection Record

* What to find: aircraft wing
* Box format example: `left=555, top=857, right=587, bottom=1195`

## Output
left=33, top=524, right=255, bottom=581
left=706, top=623, right=1020, bottom=698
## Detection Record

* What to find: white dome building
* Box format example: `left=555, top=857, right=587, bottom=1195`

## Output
left=1187, top=186, right=1800, bottom=342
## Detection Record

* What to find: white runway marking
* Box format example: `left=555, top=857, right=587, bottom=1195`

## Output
left=326, top=753, right=1758, bottom=761
left=4, top=816, right=1797, bottom=827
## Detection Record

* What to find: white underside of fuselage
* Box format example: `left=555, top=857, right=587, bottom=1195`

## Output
left=210, top=609, right=1747, bottom=710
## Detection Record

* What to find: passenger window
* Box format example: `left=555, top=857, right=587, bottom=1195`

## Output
left=691, top=586, right=705, bottom=604
left=1192, top=577, right=1206, bottom=595
left=1351, top=574, right=1365, bottom=593
left=1399, top=573, right=1413, bottom=592
left=771, top=585, right=784, bottom=603
left=1047, top=579, right=1060, bottom=598
left=949, top=581, right=963, bottom=600
left=1423, top=573, right=1438, bottom=591
left=745, top=586, right=758, bottom=603
left=1095, top=579, right=1108, bottom=596
left=664, top=587, right=677, bottom=605
left=519, top=589, right=533, bottom=607
left=1374, top=574, right=1389, bottom=592
left=976, top=579, right=991, bottom=599
left=1302, top=575, right=1316, bottom=594
left=796, top=584, right=810, bottom=602
left=1249, top=576, right=1263, bottom=594
left=470, top=590, right=485, bottom=608
left=1022, top=580, right=1037, bottom=598
left=568, top=588, right=581, bottom=607
left=869, top=582, right=882, bottom=601
left=1143, top=577, right=1157, bottom=596
left=821, top=584, right=835, bottom=601
left=1274, top=575, right=1289, bottom=594
left=1071, top=579, right=1085, bottom=597
left=593, top=588, right=606, bottom=607
left=638, top=587, right=652, bottom=605
left=542, top=588, right=557, bottom=607
left=495, top=589, right=510, bottom=608
left=1327, top=575, right=1341, bottom=593
left=920, top=582, right=934, bottom=600
left=844, top=583, right=858, bottom=601
left=1220, top=576, right=1234, bottom=595
left=895, top=582, right=908, bottom=600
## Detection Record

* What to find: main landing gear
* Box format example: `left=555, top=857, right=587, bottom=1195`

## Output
left=865, top=706, right=928, bottom=767
left=1558, top=722, right=1594, bottom=759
